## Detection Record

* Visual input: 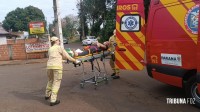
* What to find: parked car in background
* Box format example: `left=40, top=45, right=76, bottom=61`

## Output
left=82, top=36, right=97, bottom=45
left=63, top=38, right=68, bottom=44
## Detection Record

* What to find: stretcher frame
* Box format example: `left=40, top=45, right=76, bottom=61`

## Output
left=74, top=51, right=111, bottom=89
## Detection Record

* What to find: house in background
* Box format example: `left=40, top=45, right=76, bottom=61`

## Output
left=8, top=31, right=29, bottom=39
left=0, top=23, right=48, bottom=61
left=0, top=23, right=9, bottom=45
left=0, top=22, right=29, bottom=40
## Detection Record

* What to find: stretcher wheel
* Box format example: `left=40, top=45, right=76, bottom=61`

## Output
left=94, top=83, right=98, bottom=90
left=104, top=77, right=109, bottom=84
left=80, top=83, right=84, bottom=88
left=74, top=63, right=81, bottom=67
left=100, top=57, right=103, bottom=61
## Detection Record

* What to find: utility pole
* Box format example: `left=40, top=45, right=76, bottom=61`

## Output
left=53, top=0, right=64, bottom=48
left=80, top=0, right=85, bottom=41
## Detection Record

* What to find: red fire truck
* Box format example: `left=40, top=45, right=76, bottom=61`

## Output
left=116, top=0, right=200, bottom=107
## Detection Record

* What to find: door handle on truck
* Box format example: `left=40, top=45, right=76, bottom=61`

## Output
left=118, top=48, right=126, bottom=51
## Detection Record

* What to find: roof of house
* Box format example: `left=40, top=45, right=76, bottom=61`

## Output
left=9, top=32, right=23, bottom=37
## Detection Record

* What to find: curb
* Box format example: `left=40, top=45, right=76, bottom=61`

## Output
left=0, top=59, right=48, bottom=66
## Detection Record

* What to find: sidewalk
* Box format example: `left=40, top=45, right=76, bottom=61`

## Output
left=0, top=58, right=48, bottom=66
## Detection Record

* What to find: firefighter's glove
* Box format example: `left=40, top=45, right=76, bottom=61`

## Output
left=63, top=60, right=69, bottom=64
left=75, top=59, right=81, bottom=64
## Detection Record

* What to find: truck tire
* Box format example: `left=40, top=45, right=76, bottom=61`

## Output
left=185, top=76, right=200, bottom=108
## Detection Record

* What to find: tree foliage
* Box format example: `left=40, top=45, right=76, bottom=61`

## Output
left=62, top=15, right=79, bottom=38
left=3, top=6, right=45, bottom=32
left=78, top=0, right=116, bottom=42
left=100, top=0, right=117, bottom=42
left=49, top=15, right=79, bottom=40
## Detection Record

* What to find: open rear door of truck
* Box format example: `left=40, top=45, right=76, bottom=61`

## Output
left=115, top=0, right=145, bottom=70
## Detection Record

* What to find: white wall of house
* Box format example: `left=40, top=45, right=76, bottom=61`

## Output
left=0, top=36, right=7, bottom=45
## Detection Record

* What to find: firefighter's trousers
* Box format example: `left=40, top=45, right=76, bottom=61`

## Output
left=110, top=58, right=119, bottom=74
left=45, top=69, right=62, bottom=102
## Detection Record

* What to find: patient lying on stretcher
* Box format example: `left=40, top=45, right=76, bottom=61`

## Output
left=73, top=41, right=110, bottom=57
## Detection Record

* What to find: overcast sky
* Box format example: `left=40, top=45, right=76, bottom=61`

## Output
left=0, top=0, right=78, bottom=23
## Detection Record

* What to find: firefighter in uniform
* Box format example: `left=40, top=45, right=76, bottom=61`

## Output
left=45, top=36, right=79, bottom=106
left=109, top=29, right=120, bottom=79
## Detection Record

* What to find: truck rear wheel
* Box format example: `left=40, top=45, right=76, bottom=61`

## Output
left=185, top=76, right=200, bottom=108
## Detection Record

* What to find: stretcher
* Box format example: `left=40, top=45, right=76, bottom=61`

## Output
left=68, top=50, right=112, bottom=89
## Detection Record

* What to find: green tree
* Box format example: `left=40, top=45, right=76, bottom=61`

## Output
left=3, top=6, right=45, bottom=32
left=77, top=0, right=116, bottom=41
left=83, top=0, right=107, bottom=36
left=100, top=0, right=117, bottom=42
left=77, top=1, right=89, bottom=39
left=62, top=16, right=78, bottom=38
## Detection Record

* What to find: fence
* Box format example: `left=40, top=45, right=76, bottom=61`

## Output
left=0, top=38, right=48, bottom=61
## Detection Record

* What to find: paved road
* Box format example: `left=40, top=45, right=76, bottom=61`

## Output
left=0, top=42, right=199, bottom=112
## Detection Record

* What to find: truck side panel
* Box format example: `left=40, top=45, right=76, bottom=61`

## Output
left=116, top=0, right=200, bottom=107
left=146, top=1, right=199, bottom=87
